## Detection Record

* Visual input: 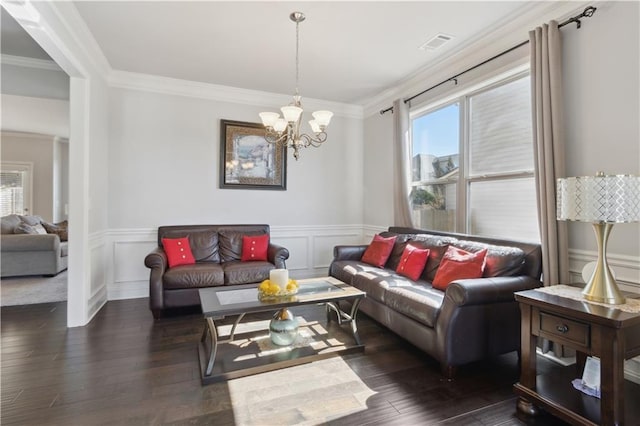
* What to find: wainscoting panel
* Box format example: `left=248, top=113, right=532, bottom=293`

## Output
left=88, top=232, right=108, bottom=320
left=271, top=236, right=308, bottom=271
left=312, top=234, right=362, bottom=270
left=113, top=241, right=156, bottom=283
left=568, top=249, right=640, bottom=292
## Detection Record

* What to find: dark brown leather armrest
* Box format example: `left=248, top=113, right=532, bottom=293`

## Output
left=333, top=245, right=368, bottom=261
left=268, top=243, right=289, bottom=269
left=445, top=276, right=542, bottom=307
left=145, top=247, right=168, bottom=311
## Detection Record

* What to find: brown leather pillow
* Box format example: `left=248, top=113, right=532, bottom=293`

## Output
left=42, top=221, right=68, bottom=241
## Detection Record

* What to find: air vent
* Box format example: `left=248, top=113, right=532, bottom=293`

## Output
left=419, top=33, right=454, bottom=51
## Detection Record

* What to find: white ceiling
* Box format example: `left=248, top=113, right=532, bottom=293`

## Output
left=3, top=2, right=581, bottom=106
left=70, top=1, right=533, bottom=105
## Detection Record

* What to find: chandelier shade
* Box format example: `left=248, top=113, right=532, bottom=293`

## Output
left=259, top=12, right=333, bottom=160
left=556, top=172, right=640, bottom=304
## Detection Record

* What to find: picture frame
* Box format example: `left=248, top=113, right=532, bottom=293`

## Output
left=219, top=119, right=287, bottom=190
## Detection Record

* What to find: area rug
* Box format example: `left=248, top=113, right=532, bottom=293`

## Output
left=0, top=271, right=67, bottom=306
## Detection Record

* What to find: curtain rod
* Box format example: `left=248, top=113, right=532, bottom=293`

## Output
left=379, top=6, right=596, bottom=115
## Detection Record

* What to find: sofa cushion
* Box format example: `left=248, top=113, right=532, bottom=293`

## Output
left=329, top=260, right=382, bottom=286
left=241, top=234, right=269, bottom=262
left=42, top=221, right=69, bottom=242
left=433, top=246, right=487, bottom=290
left=350, top=268, right=418, bottom=304
left=384, top=281, right=444, bottom=328
left=361, top=234, right=397, bottom=268
left=14, top=222, right=38, bottom=235
left=451, top=240, right=526, bottom=278
left=162, top=237, right=196, bottom=268
left=186, top=231, right=220, bottom=263
left=219, top=230, right=266, bottom=262
left=163, top=263, right=224, bottom=289
left=1, top=214, right=21, bottom=234
left=396, top=244, right=430, bottom=281
left=222, top=260, right=274, bottom=285
left=19, top=215, right=43, bottom=226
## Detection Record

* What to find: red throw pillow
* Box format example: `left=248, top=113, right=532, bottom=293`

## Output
left=432, top=246, right=488, bottom=290
left=361, top=234, right=397, bottom=268
left=396, top=244, right=430, bottom=281
left=162, top=237, right=196, bottom=268
left=241, top=234, right=269, bottom=261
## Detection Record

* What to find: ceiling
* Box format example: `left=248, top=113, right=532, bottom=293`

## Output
left=5, top=2, right=543, bottom=105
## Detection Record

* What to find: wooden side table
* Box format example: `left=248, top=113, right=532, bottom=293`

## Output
left=513, top=288, right=640, bottom=425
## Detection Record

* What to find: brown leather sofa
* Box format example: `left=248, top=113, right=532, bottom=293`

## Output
left=329, top=226, right=542, bottom=379
left=145, top=224, right=289, bottom=319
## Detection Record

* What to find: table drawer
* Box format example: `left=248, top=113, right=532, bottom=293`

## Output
left=539, top=311, right=590, bottom=348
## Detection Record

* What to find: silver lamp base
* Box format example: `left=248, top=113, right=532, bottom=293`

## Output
left=582, top=222, right=626, bottom=305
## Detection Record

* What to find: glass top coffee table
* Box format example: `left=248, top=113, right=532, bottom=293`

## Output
left=198, top=276, right=366, bottom=384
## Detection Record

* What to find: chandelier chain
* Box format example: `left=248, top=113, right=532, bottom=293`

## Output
left=295, top=19, right=300, bottom=97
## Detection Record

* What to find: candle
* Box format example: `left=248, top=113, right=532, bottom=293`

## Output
left=270, top=269, right=289, bottom=291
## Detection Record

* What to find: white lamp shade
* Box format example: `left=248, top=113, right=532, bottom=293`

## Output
left=281, top=106, right=303, bottom=123
left=557, top=174, right=640, bottom=223
left=259, top=112, right=280, bottom=127
left=312, top=110, right=333, bottom=127
left=309, top=120, right=321, bottom=133
left=273, top=118, right=288, bottom=133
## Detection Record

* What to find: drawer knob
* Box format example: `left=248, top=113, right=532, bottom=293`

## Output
left=556, top=324, right=569, bottom=333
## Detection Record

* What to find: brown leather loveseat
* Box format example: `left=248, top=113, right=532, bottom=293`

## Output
left=329, top=226, right=542, bottom=379
left=145, top=224, right=289, bottom=319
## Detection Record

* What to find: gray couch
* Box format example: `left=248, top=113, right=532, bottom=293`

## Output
left=145, top=224, right=289, bottom=319
left=329, top=226, right=542, bottom=379
left=1, top=214, right=68, bottom=277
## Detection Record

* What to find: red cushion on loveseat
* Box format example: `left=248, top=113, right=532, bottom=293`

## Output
left=361, top=234, right=397, bottom=268
left=432, top=246, right=487, bottom=290
left=162, top=237, right=196, bottom=268
left=241, top=234, right=269, bottom=261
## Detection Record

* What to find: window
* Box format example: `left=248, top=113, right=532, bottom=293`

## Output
left=410, top=73, right=539, bottom=242
left=1, top=163, right=32, bottom=217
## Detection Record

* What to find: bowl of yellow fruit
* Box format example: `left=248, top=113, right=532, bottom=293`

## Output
left=258, top=278, right=299, bottom=301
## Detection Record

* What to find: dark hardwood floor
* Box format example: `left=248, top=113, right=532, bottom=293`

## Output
left=1, top=299, right=569, bottom=425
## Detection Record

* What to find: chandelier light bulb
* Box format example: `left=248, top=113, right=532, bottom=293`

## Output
left=273, top=118, right=288, bottom=133
left=281, top=105, right=303, bottom=123
left=309, top=120, right=321, bottom=134
left=312, top=110, right=333, bottom=127
left=259, top=112, right=280, bottom=128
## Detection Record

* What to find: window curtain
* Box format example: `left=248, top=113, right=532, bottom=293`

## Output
left=392, top=99, right=413, bottom=227
left=529, top=21, right=570, bottom=287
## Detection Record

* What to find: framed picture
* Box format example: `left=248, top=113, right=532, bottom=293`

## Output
left=219, top=119, right=287, bottom=190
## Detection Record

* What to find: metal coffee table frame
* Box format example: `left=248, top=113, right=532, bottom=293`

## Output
left=197, top=276, right=365, bottom=384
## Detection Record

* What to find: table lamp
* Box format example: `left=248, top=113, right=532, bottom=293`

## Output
left=557, top=172, right=640, bottom=304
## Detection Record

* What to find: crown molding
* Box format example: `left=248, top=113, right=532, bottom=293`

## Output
left=108, top=70, right=364, bottom=119
left=1, top=54, right=62, bottom=71
left=361, top=1, right=594, bottom=117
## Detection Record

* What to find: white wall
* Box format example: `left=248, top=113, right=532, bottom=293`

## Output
left=562, top=1, right=640, bottom=289
left=1, top=94, right=70, bottom=137
left=363, top=112, right=394, bottom=227
left=105, top=83, right=364, bottom=298
left=1, top=61, right=69, bottom=100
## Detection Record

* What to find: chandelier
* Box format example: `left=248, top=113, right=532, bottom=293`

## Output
left=259, top=12, right=333, bottom=161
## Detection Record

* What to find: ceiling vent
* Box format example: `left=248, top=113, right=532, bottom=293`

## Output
left=419, top=33, right=454, bottom=51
